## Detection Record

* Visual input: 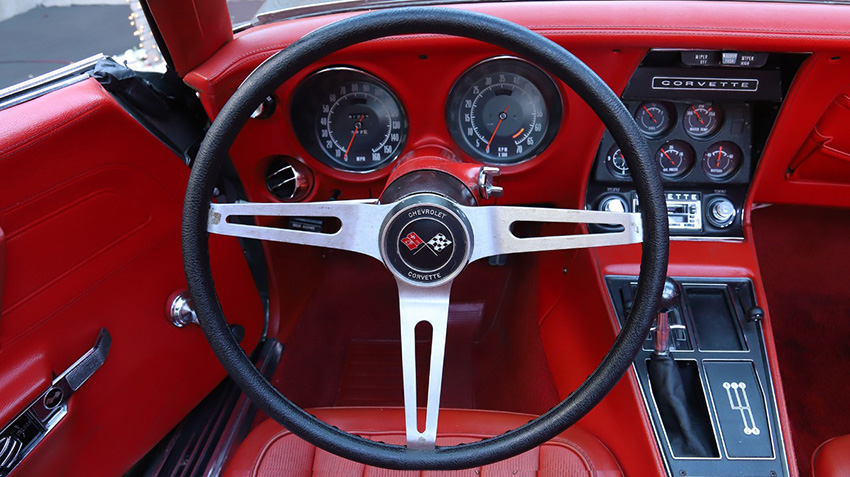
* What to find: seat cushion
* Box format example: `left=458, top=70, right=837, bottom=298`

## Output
left=813, top=434, right=850, bottom=477
left=226, top=408, right=622, bottom=476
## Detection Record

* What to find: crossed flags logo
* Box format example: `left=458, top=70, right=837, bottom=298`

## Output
left=401, top=232, right=452, bottom=255
left=426, top=233, right=451, bottom=252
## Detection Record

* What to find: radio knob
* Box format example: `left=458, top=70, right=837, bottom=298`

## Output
left=599, top=196, right=628, bottom=213
left=707, top=197, right=736, bottom=228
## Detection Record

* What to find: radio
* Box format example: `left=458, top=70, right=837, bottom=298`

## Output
left=633, top=192, right=703, bottom=233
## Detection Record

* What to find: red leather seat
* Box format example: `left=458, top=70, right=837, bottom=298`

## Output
left=227, top=408, right=622, bottom=476
left=813, top=435, right=850, bottom=477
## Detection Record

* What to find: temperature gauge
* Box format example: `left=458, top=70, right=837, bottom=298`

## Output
left=684, top=103, right=723, bottom=139
left=656, top=140, right=695, bottom=179
left=605, top=145, right=629, bottom=177
left=634, top=101, right=674, bottom=138
left=701, top=141, right=743, bottom=180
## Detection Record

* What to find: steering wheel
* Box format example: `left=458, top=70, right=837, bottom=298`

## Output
left=183, top=6, right=668, bottom=470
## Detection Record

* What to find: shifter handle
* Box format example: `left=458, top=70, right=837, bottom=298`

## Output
left=653, top=277, right=683, bottom=356
left=659, top=277, right=682, bottom=313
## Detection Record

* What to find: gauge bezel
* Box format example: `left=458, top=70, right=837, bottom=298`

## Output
left=700, top=140, right=743, bottom=181
left=634, top=101, right=675, bottom=138
left=445, top=56, right=563, bottom=165
left=683, top=102, right=724, bottom=140
left=656, top=139, right=696, bottom=179
left=605, top=144, right=630, bottom=177
left=290, top=66, right=408, bottom=173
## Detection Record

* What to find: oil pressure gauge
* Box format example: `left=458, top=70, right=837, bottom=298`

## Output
left=656, top=140, right=695, bottom=179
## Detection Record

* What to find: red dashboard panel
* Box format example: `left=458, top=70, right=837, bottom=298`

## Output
left=175, top=1, right=850, bottom=474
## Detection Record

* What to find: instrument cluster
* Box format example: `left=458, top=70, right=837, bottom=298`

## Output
left=288, top=57, right=562, bottom=173
left=599, top=101, right=751, bottom=184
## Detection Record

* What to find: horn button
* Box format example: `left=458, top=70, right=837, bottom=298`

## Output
left=381, top=195, right=472, bottom=286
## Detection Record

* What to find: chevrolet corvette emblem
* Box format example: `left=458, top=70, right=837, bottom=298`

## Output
left=382, top=201, right=469, bottom=285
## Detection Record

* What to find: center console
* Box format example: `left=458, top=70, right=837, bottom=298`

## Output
left=607, top=277, right=789, bottom=477
left=586, top=50, right=805, bottom=239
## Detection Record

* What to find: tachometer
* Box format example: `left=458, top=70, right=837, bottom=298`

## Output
left=291, top=68, right=407, bottom=172
left=446, top=57, right=562, bottom=164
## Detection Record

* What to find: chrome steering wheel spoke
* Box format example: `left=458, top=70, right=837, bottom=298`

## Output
left=396, top=279, right=453, bottom=450
left=461, top=205, right=643, bottom=262
left=207, top=199, right=393, bottom=260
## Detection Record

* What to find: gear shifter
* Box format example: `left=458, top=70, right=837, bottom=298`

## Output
left=648, top=277, right=715, bottom=457
left=652, top=278, right=686, bottom=356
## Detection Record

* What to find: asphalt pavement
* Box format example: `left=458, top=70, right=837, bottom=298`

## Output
left=0, top=1, right=266, bottom=90
left=0, top=5, right=136, bottom=90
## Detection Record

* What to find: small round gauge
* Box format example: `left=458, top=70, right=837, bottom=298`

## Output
left=701, top=141, right=743, bottom=180
left=446, top=57, right=562, bottom=164
left=684, top=103, right=723, bottom=139
left=634, top=101, right=674, bottom=138
left=656, top=140, right=695, bottom=179
left=291, top=68, right=407, bottom=172
left=605, top=144, right=630, bottom=177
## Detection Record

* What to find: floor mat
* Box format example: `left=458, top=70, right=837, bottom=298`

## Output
left=752, top=205, right=850, bottom=476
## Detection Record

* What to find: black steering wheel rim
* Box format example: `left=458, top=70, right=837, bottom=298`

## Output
left=183, top=7, right=669, bottom=470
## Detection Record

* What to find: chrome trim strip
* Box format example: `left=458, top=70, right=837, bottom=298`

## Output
left=0, top=54, right=104, bottom=112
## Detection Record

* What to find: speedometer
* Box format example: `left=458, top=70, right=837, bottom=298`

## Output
left=291, top=68, right=407, bottom=172
left=446, top=58, right=562, bottom=164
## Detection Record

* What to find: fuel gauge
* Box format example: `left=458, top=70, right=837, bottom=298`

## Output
left=656, top=140, right=695, bottom=179
left=634, top=101, right=674, bottom=138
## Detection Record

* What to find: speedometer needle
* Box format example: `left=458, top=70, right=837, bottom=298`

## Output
left=486, top=106, right=509, bottom=153
left=344, top=114, right=364, bottom=160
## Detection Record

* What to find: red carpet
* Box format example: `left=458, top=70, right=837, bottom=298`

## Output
left=752, top=205, right=850, bottom=475
left=271, top=250, right=559, bottom=413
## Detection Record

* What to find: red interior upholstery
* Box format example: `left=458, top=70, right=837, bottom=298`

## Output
left=227, top=408, right=622, bottom=476
left=812, top=435, right=850, bottom=477
left=0, top=78, right=265, bottom=475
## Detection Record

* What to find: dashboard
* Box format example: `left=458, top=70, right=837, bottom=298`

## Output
left=225, top=44, right=803, bottom=242
left=172, top=2, right=850, bottom=475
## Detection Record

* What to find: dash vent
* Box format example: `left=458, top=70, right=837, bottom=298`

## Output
left=265, top=157, right=311, bottom=202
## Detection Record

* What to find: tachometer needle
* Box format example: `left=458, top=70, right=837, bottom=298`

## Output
left=692, top=106, right=705, bottom=125
left=486, top=106, right=509, bottom=152
left=344, top=114, right=364, bottom=160
left=643, top=106, right=658, bottom=123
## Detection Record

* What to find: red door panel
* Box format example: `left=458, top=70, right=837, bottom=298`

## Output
left=0, top=78, right=264, bottom=475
